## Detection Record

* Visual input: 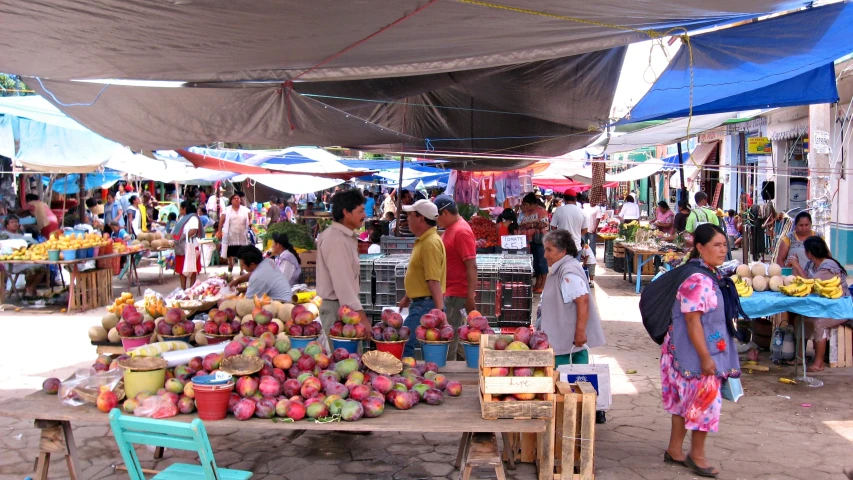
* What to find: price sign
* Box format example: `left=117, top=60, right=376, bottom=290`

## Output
left=501, top=235, right=527, bottom=250
left=813, top=130, right=830, bottom=154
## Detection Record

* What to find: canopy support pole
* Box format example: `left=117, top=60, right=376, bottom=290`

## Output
left=394, top=154, right=404, bottom=236
left=677, top=143, right=687, bottom=204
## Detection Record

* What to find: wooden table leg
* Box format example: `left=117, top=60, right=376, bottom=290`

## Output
left=501, top=432, right=516, bottom=470
left=455, top=432, right=472, bottom=469
left=537, top=417, right=555, bottom=480
left=67, top=264, right=78, bottom=313
left=33, top=419, right=80, bottom=480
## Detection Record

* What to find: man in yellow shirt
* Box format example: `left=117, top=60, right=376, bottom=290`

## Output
left=398, top=199, right=446, bottom=357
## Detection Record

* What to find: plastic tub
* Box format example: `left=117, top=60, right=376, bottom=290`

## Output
left=123, top=368, right=166, bottom=399
left=87, top=247, right=95, bottom=258
left=47, top=250, right=60, bottom=261
left=462, top=342, right=480, bottom=368
left=193, top=381, right=235, bottom=421
left=77, top=248, right=88, bottom=259
left=330, top=337, right=361, bottom=354
left=121, top=335, right=152, bottom=352
left=290, top=336, right=319, bottom=350
left=781, top=267, right=793, bottom=276
left=92, top=246, right=100, bottom=257
left=420, top=341, right=449, bottom=367
left=61, top=249, right=77, bottom=261
left=373, top=340, right=406, bottom=359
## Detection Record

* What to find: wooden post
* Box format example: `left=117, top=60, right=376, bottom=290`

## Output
left=677, top=142, right=687, bottom=204
left=394, top=154, right=404, bottom=236
left=77, top=173, right=86, bottom=224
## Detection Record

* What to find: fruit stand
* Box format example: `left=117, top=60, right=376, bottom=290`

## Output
left=620, top=243, right=685, bottom=293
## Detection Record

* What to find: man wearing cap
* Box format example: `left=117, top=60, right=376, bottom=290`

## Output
left=549, top=188, right=587, bottom=252
left=434, top=194, right=476, bottom=360
left=398, top=199, right=446, bottom=358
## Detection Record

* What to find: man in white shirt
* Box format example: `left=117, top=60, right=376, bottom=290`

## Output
left=206, top=193, right=228, bottom=220
left=549, top=189, right=587, bottom=251
left=582, top=200, right=601, bottom=258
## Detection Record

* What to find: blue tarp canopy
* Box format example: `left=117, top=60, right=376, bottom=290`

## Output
left=661, top=151, right=694, bottom=172
left=626, top=3, right=853, bottom=123
left=42, top=172, right=124, bottom=194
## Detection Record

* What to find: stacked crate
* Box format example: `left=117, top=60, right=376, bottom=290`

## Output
left=474, top=261, right=501, bottom=321
left=380, top=235, right=417, bottom=255
left=395, top=260, right=409, bottom=304
left=478, top=334, right=555, bottom=420
left=373, top=255, right=409, bottom=308
left=497, top=255, right=534, bottom=328
left=358, top=254, right=384, bottom=309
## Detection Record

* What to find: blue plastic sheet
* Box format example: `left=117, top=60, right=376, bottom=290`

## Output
left=41, top=172, right=123, bottom=194
left=740, top=292, right=853, bottom=320
left=626, top=3, right=853, bottom=122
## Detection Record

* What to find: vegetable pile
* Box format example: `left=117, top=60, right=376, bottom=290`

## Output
left=469, top=216, right=498, bottom=247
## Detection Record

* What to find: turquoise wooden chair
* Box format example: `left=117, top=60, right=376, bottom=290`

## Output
left=108, top=409, right=252, bottom=480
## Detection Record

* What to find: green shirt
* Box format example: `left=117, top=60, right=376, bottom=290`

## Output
left=404, top=227, right=446, bottom=298
left=685, top=206, right=720, bottom=233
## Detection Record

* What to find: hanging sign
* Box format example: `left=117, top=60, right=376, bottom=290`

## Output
left=813, top=130, right=830, bottom=154
left=501, top=235, right=527, bottom=250
left=747, top=137, right=772, bottom=155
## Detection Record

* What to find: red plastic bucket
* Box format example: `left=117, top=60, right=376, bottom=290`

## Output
left=203, top=333, right=235, bottom=345
left=373, top=340, right=406, bottom=359
left=193, top=381, right=234, bottom=421
left=121, top=335, right=152, bottom=352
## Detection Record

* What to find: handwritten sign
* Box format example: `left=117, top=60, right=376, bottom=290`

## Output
left=501, top=235, right=527, bottom=250
left=813, top=130, right=830, bottom=154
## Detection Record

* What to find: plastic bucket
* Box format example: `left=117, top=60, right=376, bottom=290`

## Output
left=193, top=381, right=234, bottom=421
left=374, top=340, right=405, bottom=359
left=290, top=336, right=319, bottom=350
left=462, top=342, right=480, bottom=368
left=121, top=335, right=152, bottom=352
left=47, top=250, right=60, bottom=261
left=420, top=341, right=449, bottom=367
left=87, top=247, right=95, bottom=258
left=123, top=368, right=166, bottom=399
left=93, top=246, right=100, bottom=257
left=331, top=337, right=360, bottom=354
left=78, top=248, right=88, bottom=259
left=203, top=334, right=235, bottom=345
left=781, top=267, right=793, bottom=276
left=61, top=249, right=77, bottom=261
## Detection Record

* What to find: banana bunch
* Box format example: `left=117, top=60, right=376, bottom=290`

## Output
left=780, top=277, right=813, bottom=297
left=813, top=276, right=844, bottom=299
left=734, top=275, right=753, bottom=297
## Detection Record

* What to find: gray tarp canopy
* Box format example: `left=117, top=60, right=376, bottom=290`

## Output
left=1, top=0, right=810, bottom=169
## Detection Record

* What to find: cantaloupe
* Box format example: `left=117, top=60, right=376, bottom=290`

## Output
left=269, top=300, right=284, bottom=316
left=236, top=299, right=255, bottom=317
left=88, top=325, right=108, bottom=341
left=751, top=263, right=767, bottom=278
left=735, top=264, right=752, bottom=279
left=242, top=314, right=254, bottom=324
left=108, top=327, right=120, bottom=343
left=768, top=264, right=783, bottom=278
left=769, top=276, right=784, bottom=292
left=277, top=303, right=294, bottom=322
left=153, top=232, right=163, bottom=240
left=101, top=313, right=119, bottom=330
left=262, top=303, right=277, bottom=317
left=752, top=275, right=768, bottom=292
left=219, top=299, right=237, bottom=312
left=141, top=240, right=151, bottom=249
left=271, top=319, right=285, bottom=333
left=195, top=330, right=208, bottom=345
left=784, top=275, right=796, bottom=286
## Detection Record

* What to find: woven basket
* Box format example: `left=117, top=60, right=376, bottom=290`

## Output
left=117, top=356, right=168, bottom=372
left=220, top=355, right=264, bottom=376
left=362, top=350, right=403, bottom=375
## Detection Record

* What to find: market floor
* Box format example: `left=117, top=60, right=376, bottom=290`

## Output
left=0, top=259, right=852, bottom=480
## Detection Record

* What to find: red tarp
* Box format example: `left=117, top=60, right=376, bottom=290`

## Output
left=177, top=149, right=376, bottom=181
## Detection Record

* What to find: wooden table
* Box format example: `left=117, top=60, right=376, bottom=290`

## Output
left=0, top=250, right=146, bottom=312
left=0, top=362, right=555, bottom=480
left=622, top=245, right=669, bottom=294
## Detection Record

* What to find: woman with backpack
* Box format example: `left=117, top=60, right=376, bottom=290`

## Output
left=660, top=223, right=740, bottom=478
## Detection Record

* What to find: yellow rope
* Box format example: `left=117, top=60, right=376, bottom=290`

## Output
left=457, top=0, right=700, bottom=170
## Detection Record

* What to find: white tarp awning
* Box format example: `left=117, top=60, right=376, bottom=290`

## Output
left=604, top=113, right=734, bottom=154
left=247, top=174, right=343, bottom=196
left=607, top=159, right=665, bottom=182
left=669, top=142, right=719, bottom=189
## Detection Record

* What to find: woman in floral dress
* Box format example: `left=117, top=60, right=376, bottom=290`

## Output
left=661, top=223, right=740, bottom=478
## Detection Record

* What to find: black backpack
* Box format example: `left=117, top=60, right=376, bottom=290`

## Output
left=639, top=262, right=748, bottom=345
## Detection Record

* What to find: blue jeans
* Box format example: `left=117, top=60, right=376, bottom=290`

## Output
left=403, top=297, right=437, bottom=358
left=583, top=232, right=597, bottom=258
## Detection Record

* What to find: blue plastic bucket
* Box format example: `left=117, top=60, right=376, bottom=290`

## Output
left=86, top=247, right=95, bottom=258
left=462, top=342, right=479, bottom=369
left=290, top=336, right=319, bottom=350
left=61, top=249, right=77, bottom=261
left=77, top=248, right=88, bottom=259
left=331, top=337, right=360, bottom=354
left=421, top=341, right=449, bottom=367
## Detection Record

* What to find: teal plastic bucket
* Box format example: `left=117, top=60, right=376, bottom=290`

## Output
left=462, top=342, right=479, bottom=368
left=331, top=337, right=360, bottom=354
left=781, top=267, right=793, bottom=276
left=47, top=250, right=60, bottom=261
left=421, top=341, right=449, bottom=367
left=290, top=336, right=319, bottom=350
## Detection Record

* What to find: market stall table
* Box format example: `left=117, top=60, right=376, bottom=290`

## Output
left=0, top=251, right=146, bottom=312
left=740, top=292, right=853, bottom=386
left=0, top=361, right=555, bottom=480
left=622, top=245, right=684, bottom=293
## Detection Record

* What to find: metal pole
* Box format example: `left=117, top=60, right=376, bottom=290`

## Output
left=739, top=132, right=749, bottom=264
left=394, top=153, right=404, bottom=236
left=677, top=142, right=687, bottom=203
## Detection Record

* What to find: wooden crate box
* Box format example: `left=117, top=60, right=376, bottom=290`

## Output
left=478, top=334, right=555, bottom=420
left=554, top=382, right=596, bottom=480
left=70, top=268, right=113, bottom=312
left=829, top=324, right=853, bottom=368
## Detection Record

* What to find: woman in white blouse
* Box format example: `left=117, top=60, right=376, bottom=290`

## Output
left=618, top=195, right=641, bottom=224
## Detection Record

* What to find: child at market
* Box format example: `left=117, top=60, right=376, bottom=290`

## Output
left=581, top=240, right=596, bottom=288
left=166, top=212, right=177, bottom=232
left=108, top=221, right=129, bottom=240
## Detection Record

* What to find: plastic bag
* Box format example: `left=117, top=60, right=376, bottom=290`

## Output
left=134, top=395, right=178, bottom=419
left=59, top=368, right=124, bottom=407
left=129, top=340, right=191, bottom=357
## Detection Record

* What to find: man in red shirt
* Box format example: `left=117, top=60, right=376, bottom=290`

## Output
left=433, top=195, right=477, bottom=360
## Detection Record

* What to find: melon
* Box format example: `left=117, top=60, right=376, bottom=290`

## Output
left=784, top=275, right=796, bottom=286
left=153, top=232, right=163, bottom=240
left=219, top=299, right=237, bottom=312
left=277, top=303, right=294, bottom=322
left=768, top=264, right=783, bottom=278
left=101, top=313, right=119, bottom=330
left=88, top=325, right=108, bottom=342
left=743, top=277, right=753, bottom=287
left=752, top=275, right=768, bottom=292
left=769, top=276, right=784, bottom=292
left=242, top=314, right=254, bottom=324
left=751, top=263, right=767, bottom=278
left=262, top=303, right=277, bottom=317
left=236, top=299, right=255, bottom=317
left=735, top=264, right=752, bottom=279
left=195, top=330, right=208, bottom=346
left=108, top=327, right=120, bottom=343
left=150, top=239, right=162, bottom=249
left=269, top=300, right=284, bottom=316
left=271, top=318, right=285, bottom=333
left=141, top=240, right=151, bottom=249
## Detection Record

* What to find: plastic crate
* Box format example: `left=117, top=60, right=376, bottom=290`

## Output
left=300, top=266, right=317, bottom=286
left=373, top=255, right=408, bottom=283
left=496, top=259, right=534, bottom=328
left=395, top=261, right=409, bottom=304
left=359, top=254, right=383, bottom=297
left=380, top=235, right=416, bottom=255
left=373, top=292, right=398, bottom=308
left=475, top=263, right=501, bottom=320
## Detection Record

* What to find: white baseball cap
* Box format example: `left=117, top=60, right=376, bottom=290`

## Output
left=402, top=199, right=439, bottom=220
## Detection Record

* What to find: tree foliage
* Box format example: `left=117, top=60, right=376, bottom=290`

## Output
left=0, top=73, right=32, bottom=96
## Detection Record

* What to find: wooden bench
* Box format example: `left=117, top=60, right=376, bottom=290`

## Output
left=456, top=432, right=507, bottom=480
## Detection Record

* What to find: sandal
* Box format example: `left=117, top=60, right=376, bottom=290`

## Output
left=685, top=455, right=718, bottom=478
left=663, top=451, right=685, bottom=466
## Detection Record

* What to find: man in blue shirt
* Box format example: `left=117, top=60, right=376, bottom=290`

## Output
left=364, top=190, right=376, bottom=219
left=104, top=192, right=122, bottom=227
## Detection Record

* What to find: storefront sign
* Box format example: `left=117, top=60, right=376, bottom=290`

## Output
left=501, top=235, right=527, bottom=250
left=747, top=137, right=772, bottom=155
left=813, top=130, right=830, bottom=154
left=726, top=117, right=767, bottom=134
left=698, top=128, right=726, bottom=144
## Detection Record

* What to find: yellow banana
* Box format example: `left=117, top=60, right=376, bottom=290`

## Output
left=829, top=289, right=843, bottom=299
left=797, top=277, right=815, bottom=285
left=817, top=276, right=840, bottom=288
